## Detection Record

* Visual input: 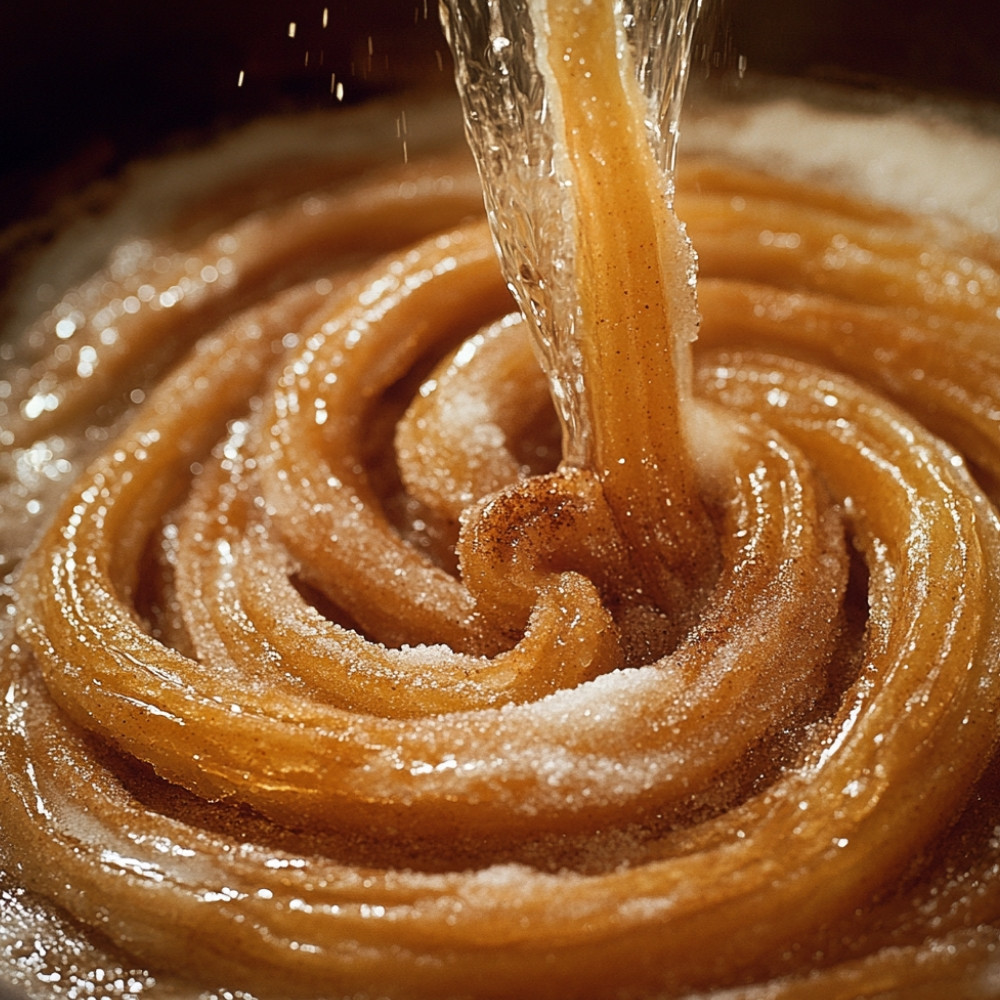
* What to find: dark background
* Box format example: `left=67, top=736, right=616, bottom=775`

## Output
left=0, top=0, right=998, bottom=230
left=0, top=2, right=452, bottom=229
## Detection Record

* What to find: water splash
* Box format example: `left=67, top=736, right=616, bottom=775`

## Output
left=440, top=0, right=704, bottom=466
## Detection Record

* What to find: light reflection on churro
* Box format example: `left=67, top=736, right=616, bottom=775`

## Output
left=2, top=45, right=1000, bottom=1000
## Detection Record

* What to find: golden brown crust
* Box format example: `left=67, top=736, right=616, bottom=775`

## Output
left=2, top=98, right=1000, bottom=999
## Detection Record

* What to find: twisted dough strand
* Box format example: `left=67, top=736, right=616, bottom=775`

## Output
left=3, top=103, right=1000, bottom=998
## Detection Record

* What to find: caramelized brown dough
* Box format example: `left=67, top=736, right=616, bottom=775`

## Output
left=2, top=104, right=1000, bottom=999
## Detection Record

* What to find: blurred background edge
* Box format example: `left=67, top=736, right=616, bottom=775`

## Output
left=1, top=0, right=998, bottom=232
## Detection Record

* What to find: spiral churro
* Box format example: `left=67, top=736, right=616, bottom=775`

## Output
left=2, top=3, right=1000, bottom=997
